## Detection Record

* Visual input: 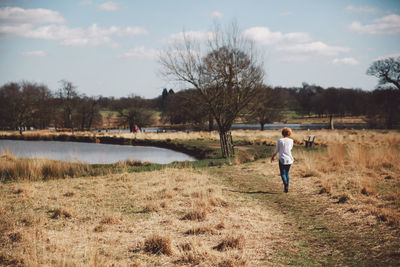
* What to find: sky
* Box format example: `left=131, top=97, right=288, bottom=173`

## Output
left=0, top=0, right=399, bottom=98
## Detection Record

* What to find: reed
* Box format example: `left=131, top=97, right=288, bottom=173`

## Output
left=0, top=152, right=92, bottom=181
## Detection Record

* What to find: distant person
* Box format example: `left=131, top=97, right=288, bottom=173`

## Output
left=271, top=127, right=294, bottom=193
left=134, top=125, right=139, bottom=139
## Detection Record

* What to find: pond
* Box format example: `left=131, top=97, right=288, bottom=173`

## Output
left=94, top=123, right=369, bottom=133
left=231, top=123, right=368, bottom=130
left=0, top=140, right=196, bottom=164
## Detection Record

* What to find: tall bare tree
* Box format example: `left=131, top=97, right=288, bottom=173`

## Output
left=367, top=56, right=400, bottom=90
left=57, top=80, right=78, bottom=130
left=160, top=22, right=264, bottom=157
left=245, top=85, right=284, bottom=130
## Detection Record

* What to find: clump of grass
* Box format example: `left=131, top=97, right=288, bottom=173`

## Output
left=319, top=186, right=330, bottom=195
left=49, top=208, right=72, bottom=219
left=336, top=194, right=350, bottom=204
left=63, top=191, right=75, bottom=197
left=209, top=196, right=228, bottom=207
left=143, top=234, right=173, bottom=255
left=100, top=215, right=121, bottom=225
left=234, top=152, right=254, bottom=165
left=13, top=188, right=23, bottom=194
left=370, top=208, right=400, bottom=226
left=94, top=225, right=105, bottom=233
left=8, top=232, right=22, bottom=243
left=177, top=242, right=210, bottom=265
left=213, top=235, right=245, bottom=251
left=361, top=184, right=376, bottom=196
left=216, top=222, right=225, bottom=230
left=181, top=208, right=207, bottom=221
left=143, top=201, right=160, bottom=213
left=0, top=152, right=17, bottom=161
left=218, top=255, right=247, bottom=267
left=184, top=226, right=215, bottom=235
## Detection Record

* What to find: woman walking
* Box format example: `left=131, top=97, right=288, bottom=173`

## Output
left=271, top=127, right=294, bottom=193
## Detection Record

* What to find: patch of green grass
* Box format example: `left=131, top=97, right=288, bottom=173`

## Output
left=275, top=249, right=320, bottom=267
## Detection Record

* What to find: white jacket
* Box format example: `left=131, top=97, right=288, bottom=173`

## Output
left=274, top=137, right=294, bottom=165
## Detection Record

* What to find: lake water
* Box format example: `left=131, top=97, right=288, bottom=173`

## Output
left=94, top=123, right=368, bottom=133
left=0, top=140, right=196, bottom=164
left=231, top=123, right=368, bottom=130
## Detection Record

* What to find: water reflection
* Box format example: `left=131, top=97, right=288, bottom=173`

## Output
left=0, top=140, right=196, bottom=164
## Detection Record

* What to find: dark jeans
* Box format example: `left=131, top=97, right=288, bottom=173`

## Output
left=279, top=161, right=291, bottom=186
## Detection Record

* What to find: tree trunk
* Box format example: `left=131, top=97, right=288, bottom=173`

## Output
left=219, top=130, right=234, bottom=158
left=260, top=123, right=264, bottom=131
left=329, top=114, right=334, bottom=130
left=208, top=113, right=214, bottom=132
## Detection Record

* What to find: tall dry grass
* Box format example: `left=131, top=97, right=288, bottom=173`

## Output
left=294, top=130, right=400, bottom=226
left=0, top=152, right=92, bottom=181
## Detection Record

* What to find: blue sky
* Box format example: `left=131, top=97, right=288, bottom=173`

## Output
left=0, top=0, right=399, bottom=98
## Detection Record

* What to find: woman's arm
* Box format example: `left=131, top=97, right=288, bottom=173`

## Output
left=271, top=140, right=279, bottom=162
left=271, top=151, right=278, bottom=163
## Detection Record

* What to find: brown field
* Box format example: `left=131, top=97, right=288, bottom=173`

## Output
left=0, top=129, right=399, bottom=266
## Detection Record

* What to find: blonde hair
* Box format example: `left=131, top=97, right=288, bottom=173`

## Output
left=282, top=127, right=292, bottom=137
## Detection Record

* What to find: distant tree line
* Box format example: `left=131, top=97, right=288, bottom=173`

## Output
left=1, top=57, right=399, bottom=133
left=1, top=80, right=399, bottom=133
left=158, top=83, right=399, bottom=130
left=0, top=80, right=155, bottom=133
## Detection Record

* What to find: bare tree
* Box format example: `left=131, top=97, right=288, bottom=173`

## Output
left=114, top=95, right=155, bottom=132
left=367, top=56, right=400, bottom=90
left=245, top=85, right=284, bottom=130
left=57, top=80, right=78, bottom=130
left=160, top=22, right=264, bottom=157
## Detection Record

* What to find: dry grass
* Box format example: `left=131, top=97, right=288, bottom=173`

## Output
left=181, top=208, right=207, bottom=221
left=143, top=234, right=173, bottom=255
left=0, top=151, right=91, bottom=181
left=213, top=234, right=245, bottom=251
left=0, top=167, right=291, bottom=266
left=293, top=130, right=400, bottom=226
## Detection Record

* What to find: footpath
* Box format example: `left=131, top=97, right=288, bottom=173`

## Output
left=207, top=160, right=400, bottom=266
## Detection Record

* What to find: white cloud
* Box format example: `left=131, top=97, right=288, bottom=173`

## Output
left=278, top=42, right=350, bottom=56
left=345, top=5, right=378, bottom=14
left=331, top=57, right=359, bottom=65
left=210, top=11, right=223, bottom=18
left=242, top=27, right=312, bottom=45
left=0, top=6, right=147, bottom=47
left=118, top=46, right=158, bottom=59
left=165, top=30, right=214, bottom=44
left=349, top=14, right=400, bottom=34
left=0, top=7, right=65, bottom=24
left=99, top=2, right=119, bottom=11
left=0, top=22, right=148, bottom=47
left=21, top=50, right=46, bottom=56
left=122, top=26, right=148, bottom=36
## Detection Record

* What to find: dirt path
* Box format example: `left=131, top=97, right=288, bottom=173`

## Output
left=206, top=160, right=400, bottom=266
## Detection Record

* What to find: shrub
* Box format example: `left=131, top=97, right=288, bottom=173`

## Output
left=143, top=234, right=173, bottom=255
